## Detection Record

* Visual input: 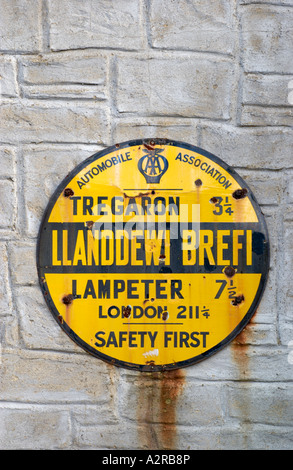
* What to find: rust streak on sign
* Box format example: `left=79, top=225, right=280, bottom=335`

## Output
left=37, top=138, right=269, bottom=372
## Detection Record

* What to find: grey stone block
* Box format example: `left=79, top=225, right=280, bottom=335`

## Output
left=0, top=0, right=42, bottom=52
left=48, top=0, right=143, bottom=51
left=149, top=0, right=236, bottom=55
left=116, top=56, right=234, bottom=119
left=241, top=6, right=293, bottom=73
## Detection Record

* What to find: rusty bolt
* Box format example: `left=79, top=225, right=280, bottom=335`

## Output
left=224, top=266, right=236, bottom=278
left=210, top=197, right=218, bottom=204
left=62, top=294, right=74, bottom=305
left=146, top=360, right=155, bottom=366
left=194, top=179, right=202, bottom=187
left=162, top=311, right=169, bottom=321
left=122, top=305, right=132, bottom=318
left=233, top=188, right=248, bottom=199
left=64, top=188, right=74, bottom=198
left=86, top=221, right=94, bottom=229
left=232, top=294, right=244, bottom=306
left=144, top=142, right=155, bottom=151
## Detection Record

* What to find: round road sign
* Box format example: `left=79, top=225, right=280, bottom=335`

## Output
left=37, top=139, right=269, bottom=371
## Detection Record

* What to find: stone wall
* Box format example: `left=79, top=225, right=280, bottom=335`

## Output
left=0, top=0, right=292, bottom=450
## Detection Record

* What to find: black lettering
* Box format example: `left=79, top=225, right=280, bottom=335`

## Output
left=108, top=306, right=120, bottom=318
left=164, top=331, right=173, bottom=347
left=83, top=196, right=94, bottom=215
left=167, top=197, right=179, bottom=215
left=171, top=280, right=183, bottom=299
left=177, top=305, right=186, bottom=318
left=154, top=197, right=166, bottom=215
left=145, top=306, right=156, bottom=318
left=129, top=331, right=137, bottom=347
left=125, top=198, right=139, bottom=215
left=95, top=331, right=106, bottom=347
left=114, top=280, right=125, bottom=298
left=180, top=332, right=190, bottom=348
left=201, top=331, right=209, bottom=348
left=141, top=196, right=152, bottom=215
left=84, top=279, right=96, bottom=299
left=137, top=331, right=147, bottom=347
left=98, top=305, right=107, bottom=318
left=72, top=279, right=81, bottom=299
left=127, top=280, right=139, bottom=299
left=98, top=279, right=110, bottom=298
left=71, top=196, right=81, bottom=215
left=190, top=332, right=200, bottom=347
left=106, top=331, right=118, bottom=347
left=133, top=306, right=143, bottom=318
left=148, top=331, right=157, bottom=348
left=119, top=331, right=127, bottom=346
left=98, top=196, right=108, bottom=215
left=111, top=196, right=124, bottom=215
left=97, top=161, right=106, bottom=172
left=141, top=279, right=153, bottom=299
left=156, top=279, right=167, bottom=299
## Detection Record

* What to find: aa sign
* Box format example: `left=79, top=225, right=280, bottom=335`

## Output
left=37, top=139, right=269, bottom=371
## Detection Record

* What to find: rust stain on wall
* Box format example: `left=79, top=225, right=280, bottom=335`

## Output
left=136, top=369, right=185, bottom=449
left=232, top=328, right=250, bottom=378
left=231, top=310, right=257, bottom=447
left=232, top=306, right=259, bottom=380
left=158, top=369, right=185, bottom=449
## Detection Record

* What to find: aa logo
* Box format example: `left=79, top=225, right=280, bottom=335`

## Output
left=138, top=148, right=169, bottom=183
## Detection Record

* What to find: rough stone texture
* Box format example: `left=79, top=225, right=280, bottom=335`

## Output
left=0, top=58, right=18, bottom=97
left=200, top=125, right=293, bottom=169
left=0, top=147, right=16, bottom=178
left=116, top=56, right=234, bottom=119
left=0, top=0, right=42, bottom=53
left=0, top=180, right=15, bottom=229
left=0, top=349, right=111, bottom=403
left=0, top=102, right=109, bottom=145
left=0, top=243, right=12, bottom=314
left=243, top=74, right=292, bottom=107
left=23, top=144, right=101, bottom=237
left=19, top=53, right=108, bottom=100
left=241, top=5, right=293, bottom=74
left=241, top=74, right=293, bottom=126
left=149, top=0, right=236, bottom=55
left=0, top=406, right=71, bottom=449
left=0, top=0, right=292, bottom=452
left=48, top=0, right=143, bottom=51
left=113, top=117, right=199, bottom=144
left=227, top=383, right=293, bottom=426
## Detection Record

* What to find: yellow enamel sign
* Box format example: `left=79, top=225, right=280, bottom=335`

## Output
left=37, top=139, right=269, bottom=371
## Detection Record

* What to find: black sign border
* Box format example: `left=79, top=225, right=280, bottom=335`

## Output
left=37, top=138, right=270, bottom=372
